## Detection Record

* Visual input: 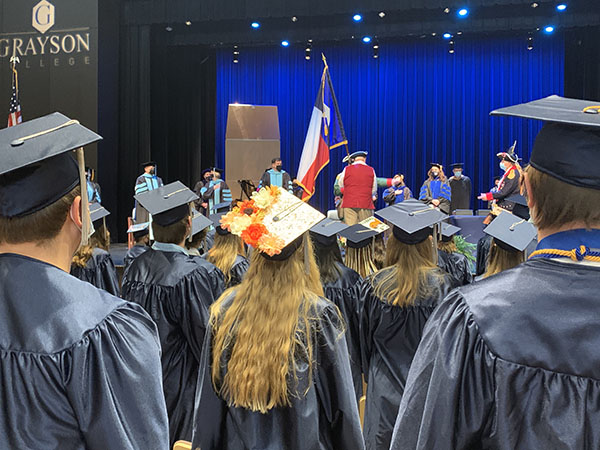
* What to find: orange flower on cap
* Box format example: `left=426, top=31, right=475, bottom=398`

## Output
left=241, top=223, right=268, bottom=248
left=257, top=233, right=285, bottom=256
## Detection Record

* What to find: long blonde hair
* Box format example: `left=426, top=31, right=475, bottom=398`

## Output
left=345, top=244, right=378, bottom=278
left=483, top=240, right=525, bottom=278
left=373, top=235, right=438, bottom=307
left=438, top=239, right=457, bottom=254
left=206, top=233, right=245, bottom=285
left=72, top=223, right=110, bottom=268
left=210, top=235, right=326, bottom=413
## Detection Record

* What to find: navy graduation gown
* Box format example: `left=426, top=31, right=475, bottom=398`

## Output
left=360, top=267, right=454, bottom=450
left=392, top=259, right=600, bottom=449
left=322, top=262, right=366, bottom=402
left=70, top=247, right=120, bottom=296
left=437, top=250, right=473, bottom=286
left=124, top=244, right=149, bottom=270
left=192, top=294, right=365, bottom=450
left=122, top=248, right=225, bottom=444
left=0, top=254, right=168, bottom=449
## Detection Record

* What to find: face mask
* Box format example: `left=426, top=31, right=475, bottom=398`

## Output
left=276, top=165, right=283, bottom=171
left=454, top=171, right=462, bottom=177
left=431, top=171, right=439, bottom=177
left=500, top=162, right=507, bottom=171
left=70, top=208, right=95, bottom=239
left=205, top=174, right=213, bottom=181
left=149, top=168, right=156, bottom=175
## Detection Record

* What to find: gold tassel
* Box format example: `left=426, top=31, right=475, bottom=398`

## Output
left=76, top=147, right=90, bottom=247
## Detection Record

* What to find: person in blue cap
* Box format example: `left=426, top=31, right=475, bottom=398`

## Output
left=0, top=113, right=169, bottom=449
left=391, top=96, right=600, bottom=450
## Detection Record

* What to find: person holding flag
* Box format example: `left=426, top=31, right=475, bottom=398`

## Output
left=296, top=54, right=348, bottom=202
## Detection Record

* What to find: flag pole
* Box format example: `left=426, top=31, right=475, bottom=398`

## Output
left=322, top=53, right=350, bottom=159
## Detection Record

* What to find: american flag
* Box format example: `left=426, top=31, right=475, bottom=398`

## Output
left=7, top=69, right=22, bottom=128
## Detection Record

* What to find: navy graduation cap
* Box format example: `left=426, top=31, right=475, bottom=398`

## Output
left=89, top=203, right=110, bottom=224
left=135, top=181, right=198, bottom=227
left=310, top=218, right=349, bottom=247
left=505, top=194, right=530, bottom=221
left=439, top=222, right=461, bottom=242
left=484, top=211, right=537, bottom=252
left=0, top=112, right=101, bottom=218
left=191, top=210, right=213, bottom=237
left=491, top=95, right=600, bottom=190
left=210, top=213, right=230, bottom=235
left=376, top=199, right=447, bottom=244
left=339, top=223, right=380, bottom=249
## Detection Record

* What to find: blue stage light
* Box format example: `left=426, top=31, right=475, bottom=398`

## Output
left=251, top=22, right=260, bottom=29
left=556, top=3, right=567, bottom=11
left=362, top=36, right=372, bottom=43
left=544, top=25, right=555, bottom=34
left=281, top=40, right=290, bottom=47
left=443, top=33, right=453, bottom=39
left=353, top=14, right=363, bottom=22
left=457, top=8, right=469, bottom=17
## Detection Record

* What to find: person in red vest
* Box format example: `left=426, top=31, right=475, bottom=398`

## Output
left=338, top=151, right=378, bottom=225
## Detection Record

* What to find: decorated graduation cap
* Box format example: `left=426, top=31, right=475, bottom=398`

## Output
left=134, top=181, right=198, bottom=227
left=484, top=211, right=537, bottom=252
left=220, top=186, right=325, bottom=260
left=376, top=199, right=447, bottom=244
left=505, top=194, right=530, bottom=220
left=127, top=221, right=150, bottom=240
left=89, top=203, right=110, bottom=224
left=339, top=224, right=380, bottom=249
left=0, top=112, right=102, bottom=245
left=310, top=218, right=349, bottom=247
left=491, top=95, right=600, bottom=189
left=191, top=210, right=213, bottom=237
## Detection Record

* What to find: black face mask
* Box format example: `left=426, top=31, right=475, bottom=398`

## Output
left=205, top=174, right=213, bottom=181
left=149, top=168, right=156, bottom=175
left=275, top=165, right=283, bottom=171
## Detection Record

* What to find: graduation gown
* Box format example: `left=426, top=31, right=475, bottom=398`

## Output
left=192, top=294, right=365, bottom=450
left=0, top=254, right=169, bottom=449
left=322, top=262, right=366, bottom=402
left=391, top=258, right=600, bottom=450
left=70, top=248, right=120, bottom=296
left=418, top=178, right=452, bottom=214
left=437, top=250, right=473, bottom=286
left=228, top=255, right=250, bottom=287
left=122, top=248, right=225, bottom=444
left=449, top=175, right=472, bottom=212
left=360, top=267, right=454, bottom=450
left=476, top=234, right=493, bottom=276
left=124, top=244, right=149, bottom=270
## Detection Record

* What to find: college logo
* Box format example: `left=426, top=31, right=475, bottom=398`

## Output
left=32, top=0, right=55, bottom=34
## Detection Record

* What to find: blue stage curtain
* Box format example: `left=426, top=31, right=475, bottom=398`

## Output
left=216, top=35, right=564, bottom=213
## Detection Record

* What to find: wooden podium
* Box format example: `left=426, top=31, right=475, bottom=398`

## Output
left=225, top=104, right=280, bottom=200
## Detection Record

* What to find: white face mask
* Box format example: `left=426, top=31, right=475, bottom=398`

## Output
left=70, top=208, right=95, bottom=240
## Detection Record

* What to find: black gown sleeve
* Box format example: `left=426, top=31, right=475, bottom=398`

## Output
left=390, top=291, right=496, bottom=450
left=359, top=282, right=376, bottom=377
left=97, top=253, right=120, bottom=297
left=65, top=303, right=169, bottom=449
left=314, top=303, right=365, bottom=450
left=229, top=257, right=249, bottom=287
left=176, top=268, right=225, bottom=363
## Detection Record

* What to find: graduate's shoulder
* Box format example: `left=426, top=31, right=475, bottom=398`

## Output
left=0, top=254, right=141, bottom=354
left=453, top=259, right=600, bottom=379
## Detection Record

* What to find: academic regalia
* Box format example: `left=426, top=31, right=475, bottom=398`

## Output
left=0, top=254, right=169, bottom=450
left=322, top=261, right=366, bottom=402
left=419, top=177, right=452, bottom=214
left=228, top=255, right=250, bottom=287
left=360, top=268, right=454, bottom=450
left=192, top=294, right=365, bottom=450
left=258, top=168, right=293, bottom=193
left=70, top=247, right=120, bottom=296
left=127, top=181, right=226, bottom=444
left=476, top=234, right=493, bottom=276
left=124, top=244, right=149, bottom=269
left=122, top=248, right=224, bottom=444
left=449, top=175, right=472, bottom=212
left=383, top=186, right=412, bottom=205
left=437, top=250, right=473, bottom=286
left=134, top=170, right=164, bottom=223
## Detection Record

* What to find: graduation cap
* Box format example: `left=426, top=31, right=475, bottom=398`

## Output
left=348, top=150, right=368, bottom=159
left=127, top=221, right=150, bottom=240
left=505, top=194, right=530, bottom=220
left=201, top=168, right=212, bottom=177
left=134, top=181, right=198, bottom=227
left=212, top=167, right=224, bottom=175
left=141, top=161, right=157, bottom=168
left=309, top=218, right=348, bottom=247
left=430, top=163, right=443, bottom=170
left=438, top=222, right=461, bottom=242
left=338, top=223, right=380, bottom=249
left=376, top=199, right=447, bottom=244
left=210, top=213, right=230, bottom=235
left=213, top=201, right=231, bottom=214
left=450, top=163, right=464, bottom=170
left=484, top=211, right=537, bottom=252
left=89, top=203, right=110, bottom=224
left=491, top=95, right=600, bottom=190
left=191, top=210, right=213, bottom=237
left=0, top=113, right=101, bottom=247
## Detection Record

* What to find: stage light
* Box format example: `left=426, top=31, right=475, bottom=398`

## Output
left=251, top=22, right=260, bottom=29
left=165, top=26, right=173, bottom=32
left=531, top=2, right=538, bottom=7
left=556, top=3, right=567, bottom=11
left=291, top=16, right=298, bottom=22
left=373, top=42, right=379, bottom=59
left=233, top=45, right=239, bottom=63
left=281, top=40, right=290, bottom=47
left=353, top=14, right=363, bottom=22
left=443, top=33, right=452, bottom=39
left=544, top=25, right=555, bottom=34
left=305, top=41, right=312, bottom=60
left=444, top=7, right=450, bottom=14
left=362, top=36, right=372, bottom=43
left=527, top=36, right=534, bottom=50
left=185, top=21, right=192, bottom=26
left=457, top=8, right=469, bottom=17
left=378, top=11, right=386, bottom=18
left=432, top=32, right=437, bottom=36
left=448, top=40, right=455, bottom=54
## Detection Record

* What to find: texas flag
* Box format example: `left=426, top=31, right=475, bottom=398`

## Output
left=296, top=57, right=347, bottom=201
